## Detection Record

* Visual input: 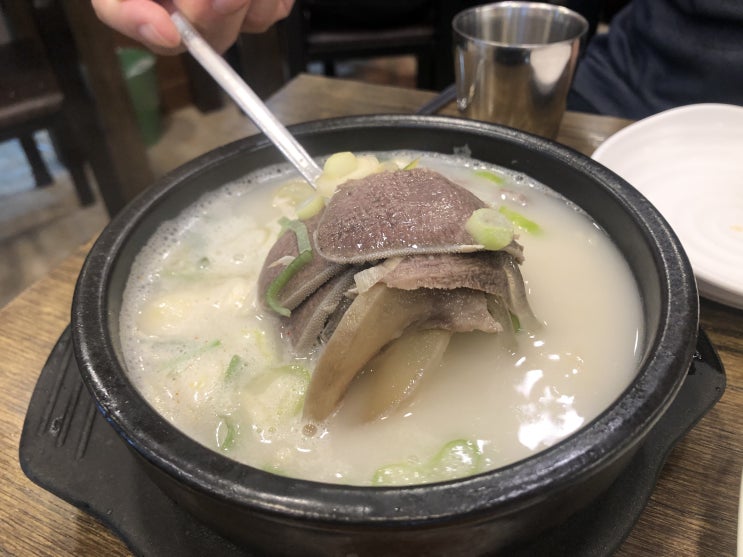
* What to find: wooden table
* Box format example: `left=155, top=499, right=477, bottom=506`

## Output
left=1, top=74, right=740, bottom=556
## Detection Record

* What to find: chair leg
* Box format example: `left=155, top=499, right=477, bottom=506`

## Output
left=323, top=60, right=336, bottom=77
left=19, top=133, right=53, bottom=187
left=277, top=6, right=309, bottom=78
left=415, top=51, right=435, bottom=90
left=50, top=119, right=96, bottom=207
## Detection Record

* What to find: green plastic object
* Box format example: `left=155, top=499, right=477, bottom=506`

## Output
left=117, top=47, right=162, bottom=146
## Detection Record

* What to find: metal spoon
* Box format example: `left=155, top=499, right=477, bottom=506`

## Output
left=170, top=12, right=323, bottom=187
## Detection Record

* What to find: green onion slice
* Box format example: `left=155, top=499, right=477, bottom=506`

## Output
left=225, top=355, right=243, bottom=380
left=296, top=194, right=325, bottom=220
left=474, top=169, right=506, bottom=184
left=403, top=158, right=420, bottom=170
left=265, top=218, right=313, bottom=316
left=498, top=206, right=542, bottom=235
left=465, top=208, right=514, bottom=251
left=216, top=416, right=237, bottom=450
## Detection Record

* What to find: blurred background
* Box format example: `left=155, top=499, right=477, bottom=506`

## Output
left=0, top=0, right=627, bottom=308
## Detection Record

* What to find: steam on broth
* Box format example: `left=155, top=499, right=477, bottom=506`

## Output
left=119, top=151, right=643, bottom=486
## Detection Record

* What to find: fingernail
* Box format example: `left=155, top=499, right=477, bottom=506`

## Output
left=211, top=0, right=249, bottom=15
left=138, top=23, right=174, bottom=47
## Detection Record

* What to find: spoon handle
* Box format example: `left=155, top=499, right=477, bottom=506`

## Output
left=170, top=12, right=323, bottom=186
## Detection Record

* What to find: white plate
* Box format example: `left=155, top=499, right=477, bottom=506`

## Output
left=592, top=104, right=743, bottom=310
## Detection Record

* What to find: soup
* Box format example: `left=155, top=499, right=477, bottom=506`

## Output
left=119, top=151, right=643, bottom=486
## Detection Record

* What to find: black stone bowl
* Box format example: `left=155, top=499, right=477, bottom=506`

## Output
left=72, top=115, right=699, bottom=556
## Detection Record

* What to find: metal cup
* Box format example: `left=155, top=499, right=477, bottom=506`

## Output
left=453, top=2, right=588, bottom=138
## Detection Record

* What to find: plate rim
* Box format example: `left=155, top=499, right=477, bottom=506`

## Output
left=592, top=103, right=743, bottom=309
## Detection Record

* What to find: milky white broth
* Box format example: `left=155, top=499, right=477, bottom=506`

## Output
left=119, top=151, right=643, bottom=486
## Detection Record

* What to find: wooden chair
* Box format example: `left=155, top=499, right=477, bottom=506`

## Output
left=279, top=0, right=462, bottom=90
left=1, top=0, right=159, bottom=217
left=0, top=37, right=95, bottom=205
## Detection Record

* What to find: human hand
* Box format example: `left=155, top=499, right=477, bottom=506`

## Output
left=91, top=0, right=294, bottom=54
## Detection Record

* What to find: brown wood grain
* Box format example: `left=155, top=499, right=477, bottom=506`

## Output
left=267, top=74, right=634, bottom=158
left=1, top=74, right=740, bottom=556
left=62, top=1, right=155, bottom=212
left=0, top=242, right=131, bottom=557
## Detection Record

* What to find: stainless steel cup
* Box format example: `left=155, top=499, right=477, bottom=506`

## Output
left=453, top=2, right=588, bottom=138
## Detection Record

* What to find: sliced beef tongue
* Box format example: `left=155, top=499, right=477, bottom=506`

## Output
left=381, top=251, right=514, bottom=294
left=315, top=168, right=489, bottom=264
left=256, top=166, right=540, bottom=423
left=300, top=249, right=540, bottom=422
left=302, top=284, right=503, bottom=423
left=257, top=213, right=346, bottom=312
left=380, top=249, right=537, bottom=329
left=280, top=268, right=357, bottom=354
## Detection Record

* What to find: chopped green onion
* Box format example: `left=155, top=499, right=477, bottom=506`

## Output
left=510, top=312, right=522, bottom=333
left=266, top=219, right=313, bottom=316
left=322, top=151, right=358, bottom=177
left=278, top=217, right=311, bottom=252
left=265, top=251, right=312, bottom=317
left=474, top=169, right=506, bottom=184
left=162, top=339, right=221, bottom=377
left=272, top=363, right=311, bottom=415
left=498, top=206, right=542, bottom=235
left=273, top=180, right=315, bottom=206
left=272, top=362, right=312, bottom=382
left=371, top=438, right=483, bottom=485
left=245, top=363, right=311, bottom=422
left=225, top=355, right=244, bottom=380
left=296, top=194, right=325, bottom=220
left=465, top=208, right=514, bottom=251
left=403, top=158, right=420, bottom=170
left=216, top=415, right=237, bottom=450
left=428, top=439, right=482, bottom=479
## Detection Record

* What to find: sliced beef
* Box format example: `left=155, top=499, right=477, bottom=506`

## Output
left=302, top=284, right=502, bottom=423
left=381, top=251, right=513, bottom=294
left=281, top=268, right=358, bottom=353
left=380, top=249, right=537, bottom=328
left=257, top=213, right=346, bottom=312
left=256, top=166, right=540, bottom=424
left=315, top=168, right=489, bottom=264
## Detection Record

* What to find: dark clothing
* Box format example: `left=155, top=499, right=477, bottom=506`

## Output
left=569, top=0, right=743, bottom=119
